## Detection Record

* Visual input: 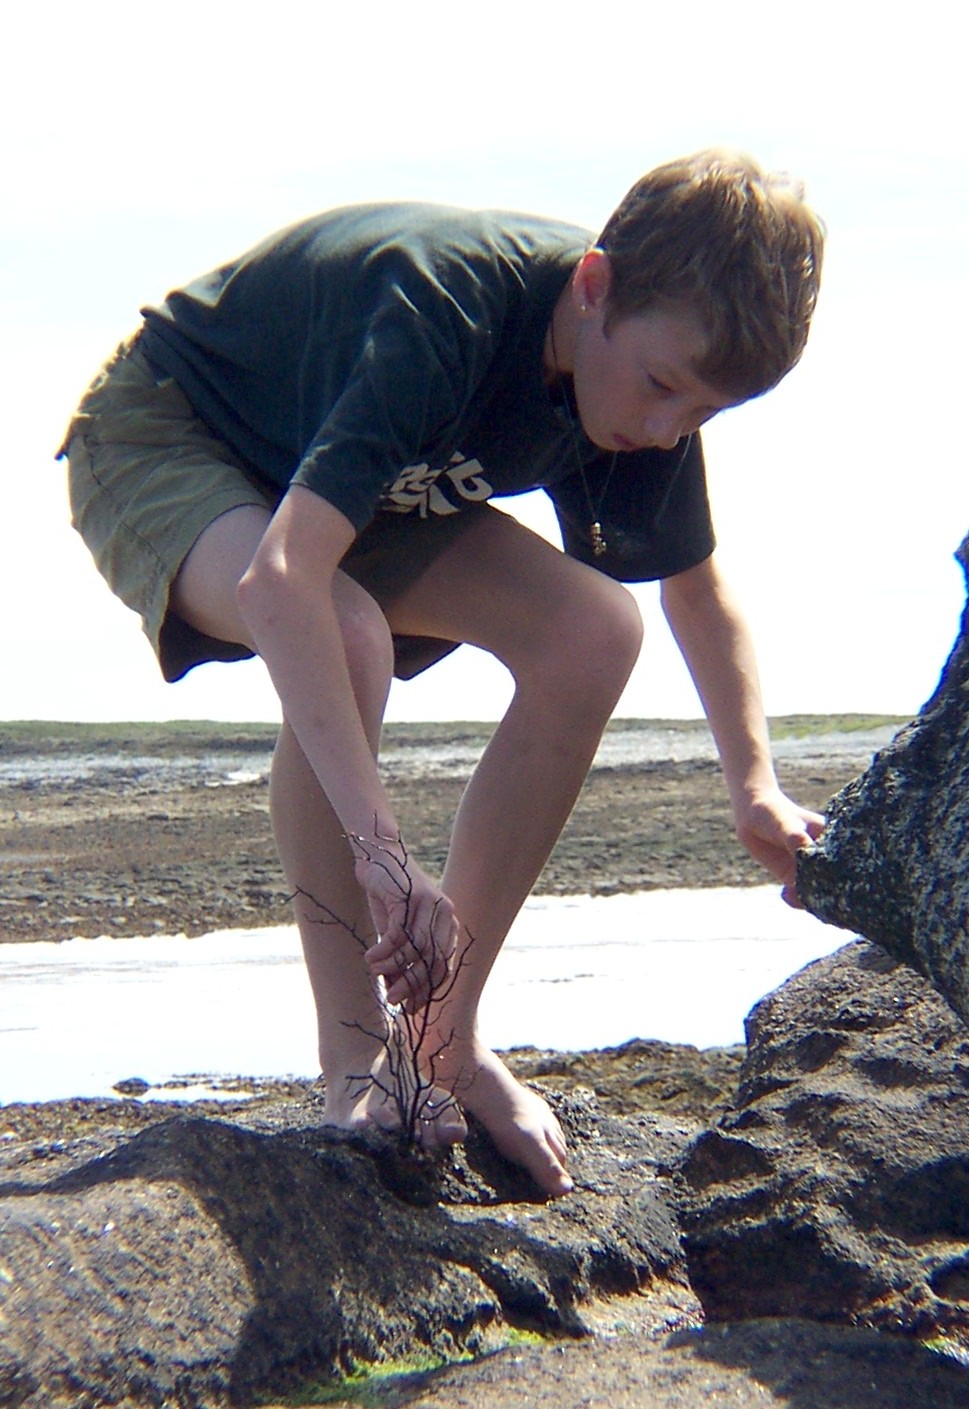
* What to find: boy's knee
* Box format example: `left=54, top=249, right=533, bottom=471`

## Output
left=579, top=581, right=643, bottom=677
left=528, top=577, right=643, bottom=706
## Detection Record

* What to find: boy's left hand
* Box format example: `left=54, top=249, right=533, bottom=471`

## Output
left=733, top=789, right=825, bottom=908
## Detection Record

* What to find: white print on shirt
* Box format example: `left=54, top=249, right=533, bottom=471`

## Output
left=382, top=453, right=493, bottom=517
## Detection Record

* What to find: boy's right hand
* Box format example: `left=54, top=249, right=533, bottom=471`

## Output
left=353, top=845, right=459, bottom=1011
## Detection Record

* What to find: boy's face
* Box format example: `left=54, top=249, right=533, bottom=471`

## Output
left=570, top=255, right=738, bottom=452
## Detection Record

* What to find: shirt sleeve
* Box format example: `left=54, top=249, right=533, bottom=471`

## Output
left=547, top=432, right=715, bottom=581
left=289, top=306, right=464, bottom=531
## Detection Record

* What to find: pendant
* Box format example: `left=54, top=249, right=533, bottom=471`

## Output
left=591, top=521, right=607, bottom=557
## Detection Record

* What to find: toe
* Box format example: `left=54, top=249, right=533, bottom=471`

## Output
left=418, top=1100, right=468, bottom=1149
left=526, top=1139, right=574, bottom=1198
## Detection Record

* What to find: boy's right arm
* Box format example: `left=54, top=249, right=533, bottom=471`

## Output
left=236, top=485, right=457, bottom=1007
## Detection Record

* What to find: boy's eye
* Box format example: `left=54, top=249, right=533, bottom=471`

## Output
left=648, top=374, right=674, bottom=395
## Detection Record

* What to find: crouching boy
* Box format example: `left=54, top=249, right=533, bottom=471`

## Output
left=60, top=150, right=825, bottom=1196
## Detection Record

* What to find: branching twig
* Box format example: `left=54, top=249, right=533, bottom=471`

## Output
left=290, top=844, right=475, bottom=1149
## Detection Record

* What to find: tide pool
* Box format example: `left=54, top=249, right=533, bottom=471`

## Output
left=0, top=887, right=849, bottom=1105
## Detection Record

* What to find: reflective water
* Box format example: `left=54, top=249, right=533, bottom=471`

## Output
left=0, top=887, right=849, bottom=1105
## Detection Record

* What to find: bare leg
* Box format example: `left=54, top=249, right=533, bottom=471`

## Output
left=387, top=509, right=644, bottom=1194
left=170, top=506, right=465, bottom=1145
left=171, top=504, right=640, bottom=1183
left=270, top=722, right=466, bottom=1145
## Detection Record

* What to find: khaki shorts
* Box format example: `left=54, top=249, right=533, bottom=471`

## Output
left=61, top=333, right=479, bottom=682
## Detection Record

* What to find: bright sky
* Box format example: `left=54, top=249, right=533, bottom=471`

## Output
left=4, top=1, right=966, bottom=724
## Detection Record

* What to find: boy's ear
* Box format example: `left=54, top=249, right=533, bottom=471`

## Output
left=573, top=247, right=613, bottom=315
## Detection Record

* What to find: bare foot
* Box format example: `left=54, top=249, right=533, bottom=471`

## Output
left=435, top=1039, right=573, bottom=1197
left=321, top=1040, right=467, bottom=1152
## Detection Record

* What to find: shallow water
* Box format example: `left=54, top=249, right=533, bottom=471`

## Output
left=0, top=751, right=265, bottom=791
left=0, top=886, right=849, bottom=1105
left=0, top=723, right=898, bottom=791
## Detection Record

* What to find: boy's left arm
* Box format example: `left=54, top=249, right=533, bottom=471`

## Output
left=660, top=552, right=824, bottom=905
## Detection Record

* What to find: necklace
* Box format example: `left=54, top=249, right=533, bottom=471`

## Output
left=549, top=319, right=618, bottom=558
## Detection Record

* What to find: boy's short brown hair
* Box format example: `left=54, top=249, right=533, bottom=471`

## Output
left=598, top=149, right=825, bottom=401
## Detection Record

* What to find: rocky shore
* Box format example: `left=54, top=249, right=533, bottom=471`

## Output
left=4, top=707, right=969, bottom=1407
left=4, top=947, right=969, bottom=1409
left=0, top=716, right=881, bottom=945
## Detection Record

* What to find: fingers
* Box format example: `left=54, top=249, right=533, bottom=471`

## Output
left=377, top=944, right=449, bottom=1010
left=366, top=901, right=457, bottom=971
left=781, top=881, right=805, bottom=910
left=735, top=791, right=829, bottom=901
left=366, top=934, right=442, bottom=1008
left=779, top=809, right=824, bottom=910
left=782, top=805, right=824, bottom=850
left=774, top=807, right=825, bottom=856
left=358, top=859, right=459, bottom=1010
left=366, top=896, right=457, bottom=968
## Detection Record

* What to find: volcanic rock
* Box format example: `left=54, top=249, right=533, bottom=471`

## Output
left=676, top=939, right=969, bottom=1342
left=798, top=532, right=969, bottom=1025
left=0, top=1084, right=695, bottom=1409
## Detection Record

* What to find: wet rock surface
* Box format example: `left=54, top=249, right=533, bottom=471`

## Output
left=0, top=1071, right=700, bottom=1409
left=4, top=1022, right=969, bottom=1408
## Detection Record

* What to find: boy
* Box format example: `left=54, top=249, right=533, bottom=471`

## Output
left=61, top=150, right=825, bottom=1198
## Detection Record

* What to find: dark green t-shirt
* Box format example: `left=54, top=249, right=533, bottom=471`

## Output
left=139, top=203, right=715, bottom=582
